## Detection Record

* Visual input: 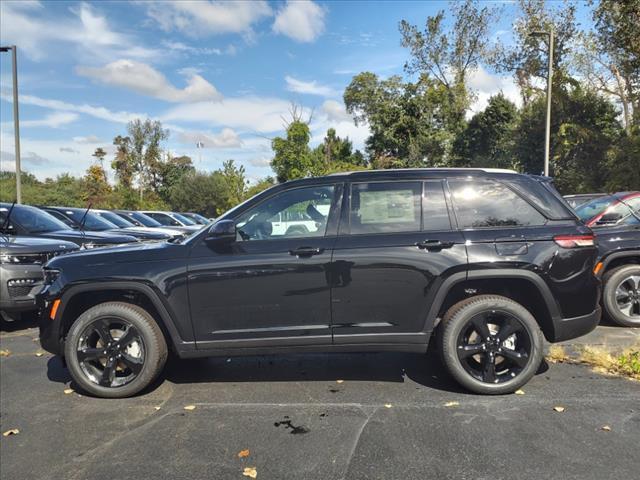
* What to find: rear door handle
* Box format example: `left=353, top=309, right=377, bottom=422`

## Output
left=289, top=247, right=325, bottom=257
left=415, top=240, right=454, bottom=251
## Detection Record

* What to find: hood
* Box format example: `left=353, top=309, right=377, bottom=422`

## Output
left=37, top=230, right=139, bottom=246
left=0, top=235, right=79, bottom=255
left=111, top=228, right=170, bottom=241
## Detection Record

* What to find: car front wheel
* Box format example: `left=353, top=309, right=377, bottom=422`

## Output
left=439, top=295, right=544, bottom=395
left=64, top=302, right=168, bottom=398
left=602, top=265, right=640, bottom=327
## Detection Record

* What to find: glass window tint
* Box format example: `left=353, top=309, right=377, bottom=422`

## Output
left=236, top=185, right=335, bottom=241
left=449, top=180, right=546, bottom=228
left=350, top=182, right=421, bottom=234
left=423, top=181, right=451, bottom=231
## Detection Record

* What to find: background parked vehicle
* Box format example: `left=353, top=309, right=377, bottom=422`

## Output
left=93, top=210, right=185, bottom=240
left=114, top=210, right=196, bottom=235
left=575, top=192, right=640, bottom=227
left=140, top=210, right=202, bottom=232
left=1, top=236, right=78, bottom=322
left=0, top=203, right=139, bottom=248
left=564, top=193, right=607, bottom=209
left=41, top=207, right=170, bottom=242
left=37, top=169, right=600, bottom=398
left=180, top=212, right=212, bottom=225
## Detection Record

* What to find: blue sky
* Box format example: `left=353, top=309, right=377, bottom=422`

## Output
left=0, top=1, right=593, bottom=183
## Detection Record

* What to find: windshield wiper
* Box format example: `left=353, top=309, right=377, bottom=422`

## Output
left=79, top=203, right=92, bottom=231
left=1, top=201, right=16, bottom=233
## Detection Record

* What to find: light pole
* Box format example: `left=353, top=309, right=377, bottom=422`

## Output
left=529, top=30, right=554, bottom=177
left=0, top=45, right=21, bottom=203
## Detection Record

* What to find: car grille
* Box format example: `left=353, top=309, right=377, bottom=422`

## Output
left=8, top=284, right=35, bottom=298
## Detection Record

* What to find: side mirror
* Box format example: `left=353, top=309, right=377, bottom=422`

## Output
left=205, top=220, right=236, bottom=244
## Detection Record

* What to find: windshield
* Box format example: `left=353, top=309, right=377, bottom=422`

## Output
left=172, top=213, right=196, bottom=225
left=0, top=204, right=71, bottom=233
left=59, top=209, right=117, bottom=231
left=95, top=211, right=134, bottom=228
left=128, top=211, right=163, bottom=227
left=575, top=195, right=617, bottom=221
left=191, top=213, right=210, bottom=224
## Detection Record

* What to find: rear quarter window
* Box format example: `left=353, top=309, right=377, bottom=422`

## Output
left=448, top=179, right=547, bottom=228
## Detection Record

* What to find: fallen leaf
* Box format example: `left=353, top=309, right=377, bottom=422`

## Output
left=384, top=404, right=392, bottom=408
left=242, top=467, right=257, bottom=478
left=35, top=352, right=44, bottom=357
left=514, top=389, right=525, bottom=395
left=0, top=349, right=10, bottom=357
left=2, top=429, right=19, bottom=437
left=238, top=449, right=250, bottom=458
left=336, top=379, right=344, bottom=384
left=601, top=425, right=611, bottom=432
left=184, top=405, right=196, bottom=411
left=553, top=406, right=566, bottom=412
left=444, top=401, right=460, bottom=407
left=154, top=406, right=161, bottom=411
left=63, top=388, right=74, bottom=395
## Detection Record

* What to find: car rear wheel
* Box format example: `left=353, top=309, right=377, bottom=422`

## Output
left=602, top=265, right=640, bottom=327
left=64, top=302, right=167, bottom=398
left=439, top=295, right=544, bottom=395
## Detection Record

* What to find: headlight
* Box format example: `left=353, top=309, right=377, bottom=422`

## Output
left=43, top=268, right=61, bottom=285
left=0, top=253, right=45, bottom=264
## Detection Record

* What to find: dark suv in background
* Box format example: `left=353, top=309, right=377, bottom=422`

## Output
left=37, top=169, right=600, bottom=398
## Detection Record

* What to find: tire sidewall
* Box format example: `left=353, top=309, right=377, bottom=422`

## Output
left=441, top=296, right=544, bottom=395
left=603, top=265, right=640, bottom=327
left=64, top=302, right=165, bottom=398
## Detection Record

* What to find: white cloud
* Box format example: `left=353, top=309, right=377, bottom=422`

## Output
left=0, top=2, right=160, bottom=61
left=273, top=0, right=326, bottom=43
left=161, top=40, right=237, bottom=56
left=467, top=66, right=522, bottom=116
left=248, top=156, right=271, bottom=168
left=73, top=135, right=102, bottom=144
left=59, top=147, right=80, bottom=154
left=163, top=96, right=312, bottom=133
left=145, top=0, right=272, bottom=37
left=76, top=60, right=222, bottom=103
left=321, top=100, right=351, bottom=123
left=285, top=76, right=337, bottom=97
left=178, top=128, right=242, bottom=148
left=1, top=91, right=146, bottom=124
left=1, top=150, right=50, bottom=170
left=20, top=112, right=79, bottom=128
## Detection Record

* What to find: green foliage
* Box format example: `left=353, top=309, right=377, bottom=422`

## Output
left=271, top=120, right=314, bottom=182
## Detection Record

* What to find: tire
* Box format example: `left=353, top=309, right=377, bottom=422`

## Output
left=439, top=295, right=544, bottom=395
left=602, top=265, right=640, bottom=327
left=64, top=302, right=168, bottom=398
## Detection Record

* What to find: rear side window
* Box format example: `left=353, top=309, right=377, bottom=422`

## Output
left=350, top=182, right=421, bottom=234
left=449, top=180, right=547, bottom=228
left=423, top=181, right=452, bottom=231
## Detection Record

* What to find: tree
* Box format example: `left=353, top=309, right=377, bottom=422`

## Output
left=219, top=159, right=248, bottom=211
left=245, top=177, right=276, bottom=199
left=127, top=119, right=169, bottom=200
left=310, top=128, right=368, bottom=175
left=169, top=170, right=230, bottom=217
left=453, top=94, right=519, bottom=169
left=92, top=147, right=107, bottom=168
left=271, top=120, right=314, bottom=182
left=149, top=153, right=194, bottom=203
left=82, top=164, right=111, bottom=206
left=112, top=135, right=134, bottom=188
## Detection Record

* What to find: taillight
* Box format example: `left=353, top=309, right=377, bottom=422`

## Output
left=553, top=235, right=595, bottom=248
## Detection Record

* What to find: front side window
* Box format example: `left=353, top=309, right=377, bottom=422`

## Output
left=235, top=185, right=335, bottom=241
left=449, top=180, right=546, bottom=228
left=350, top=182, right=422, bottom=234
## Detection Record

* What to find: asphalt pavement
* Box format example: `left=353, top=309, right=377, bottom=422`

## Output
left=1, top=321, right=638, bottom=480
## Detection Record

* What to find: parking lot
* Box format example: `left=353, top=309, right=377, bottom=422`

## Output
left=1, top=319, right=638, bottom=480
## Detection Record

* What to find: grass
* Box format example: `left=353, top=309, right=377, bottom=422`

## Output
left=545, top=343, right=640, bottom=380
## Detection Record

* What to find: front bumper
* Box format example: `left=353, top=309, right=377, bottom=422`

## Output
left=549, top=306, right=602, bottom=343
left=0, top=264, right=45, bottom=314
left=36, top=286, right=64, bottom=355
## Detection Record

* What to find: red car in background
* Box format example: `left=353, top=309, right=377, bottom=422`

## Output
left=575, top=192, right=640, bottom=227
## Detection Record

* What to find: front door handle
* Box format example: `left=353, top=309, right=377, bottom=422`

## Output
left=289, top=247, right=325, bottom=257
left=415, top=240, right=454, bottom=251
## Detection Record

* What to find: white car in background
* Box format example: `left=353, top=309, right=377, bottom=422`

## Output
left=93, top=210, right=187, bottom=240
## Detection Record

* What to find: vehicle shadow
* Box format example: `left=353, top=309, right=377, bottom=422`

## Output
left=162, top=350, right=469, bottom=395
left=0, top=312, right=39, bottom=333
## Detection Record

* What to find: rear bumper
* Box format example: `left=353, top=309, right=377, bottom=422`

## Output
left=549, top=306, right=601, bottom=343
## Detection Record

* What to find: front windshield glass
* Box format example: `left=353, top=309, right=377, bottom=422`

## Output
left=95, top=211, right=133, bottom=228
left=0, top=204, right=71, bottom=233
left=62, top=209, right=117, bottom=231
left=172, top=213, right=196, bottom=225
left=575, top=195, right=616, bottom=221
left=129, top=212, right=163, bottom=227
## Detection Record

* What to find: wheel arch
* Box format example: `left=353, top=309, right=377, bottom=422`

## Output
left=600, top=250, right=640, bottom=275
left=426, top=270, right=562, bottom=342
left=54, top=282, right=194, bottom=356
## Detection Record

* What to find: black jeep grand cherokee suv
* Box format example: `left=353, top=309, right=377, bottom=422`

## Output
left=37, top=169, right=601, bottom=397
